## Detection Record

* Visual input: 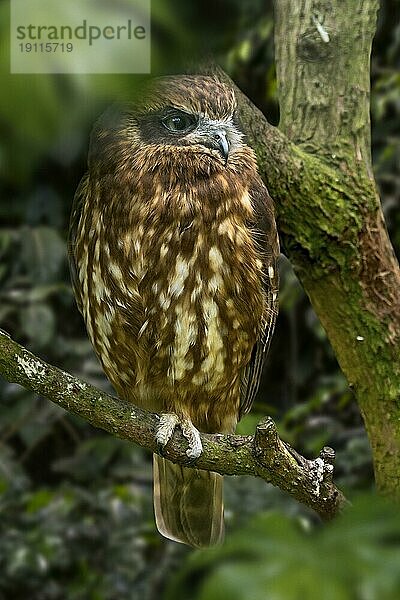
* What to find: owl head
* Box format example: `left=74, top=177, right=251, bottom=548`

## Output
left=89, top=76, right=254, bottom=181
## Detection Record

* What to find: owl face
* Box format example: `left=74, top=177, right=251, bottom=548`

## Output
left=125, top=75, right=244, bottom=167
left=89, top=76, right=252, bottom=179
left=137, top=104, right=244, bottom=164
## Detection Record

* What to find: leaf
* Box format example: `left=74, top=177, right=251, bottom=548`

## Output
left=19, top=226, right=66, bottom=284
left=52, top=436, right=122, bottom=481
left=19, top=303, right=55, bottom=348
left=167, top=494, right=400, bottom=600
left=26, top=489, right=54, bottom=513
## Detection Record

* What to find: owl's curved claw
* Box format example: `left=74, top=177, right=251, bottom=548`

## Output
left=181, top=418, right=203, bottom=459
left=156, top=413, right=203, bottom=459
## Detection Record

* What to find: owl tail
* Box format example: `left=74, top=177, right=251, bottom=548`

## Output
left=153, top=455, right=224, bottom=548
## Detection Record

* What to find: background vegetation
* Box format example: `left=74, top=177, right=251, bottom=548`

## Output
left=0, top=0, right=399, bottom=598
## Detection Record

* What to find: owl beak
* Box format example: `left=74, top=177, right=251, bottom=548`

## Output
left=212, top=130, right=229, bottom=163
left=196, top=126, right=230, bottom=164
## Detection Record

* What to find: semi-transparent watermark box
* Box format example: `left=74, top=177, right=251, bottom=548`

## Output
left=10, top=0, right=150, bottom=73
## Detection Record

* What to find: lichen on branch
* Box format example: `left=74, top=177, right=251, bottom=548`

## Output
left=0, top=328, right=346, bottom=521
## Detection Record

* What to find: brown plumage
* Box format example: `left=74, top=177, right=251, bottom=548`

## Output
left=69, top=75, right=279, bottom=548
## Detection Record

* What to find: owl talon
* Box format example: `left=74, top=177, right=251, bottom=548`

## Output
left=156, top=413, right=180, bottom=446
left=181, top=418, right=203, bottom=459
left=156, top=413, right=203, bottom=459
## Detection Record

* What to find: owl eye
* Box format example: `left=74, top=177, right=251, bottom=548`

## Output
left=161, top=110, right=198, bottom=134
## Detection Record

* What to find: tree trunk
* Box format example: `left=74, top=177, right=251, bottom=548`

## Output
left=236, top=0, right=400, bottom=496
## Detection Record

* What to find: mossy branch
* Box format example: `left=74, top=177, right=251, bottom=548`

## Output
left=0, top=328, right=347, bottom=521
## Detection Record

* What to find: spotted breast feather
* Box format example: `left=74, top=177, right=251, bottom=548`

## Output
left=68, top=75, right=279, bottom=547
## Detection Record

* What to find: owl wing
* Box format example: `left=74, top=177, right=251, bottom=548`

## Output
left=239, top=180, right=279, bottom=417
left=67, top=173, right=89, bottom=316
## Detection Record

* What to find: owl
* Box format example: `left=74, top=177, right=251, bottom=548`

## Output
left=69, top=75, right=279, bottom=547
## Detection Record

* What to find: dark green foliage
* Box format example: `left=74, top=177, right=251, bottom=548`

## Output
left=0, top=0, right=398, bottom=597
left=167, top=495, right=400, bottom=600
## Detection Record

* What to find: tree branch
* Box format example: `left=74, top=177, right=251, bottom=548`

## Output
left=0, top=328, right=347, bottom=521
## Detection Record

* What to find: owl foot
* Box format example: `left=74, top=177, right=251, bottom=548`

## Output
left=156, top=413, right=203, bottom=459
